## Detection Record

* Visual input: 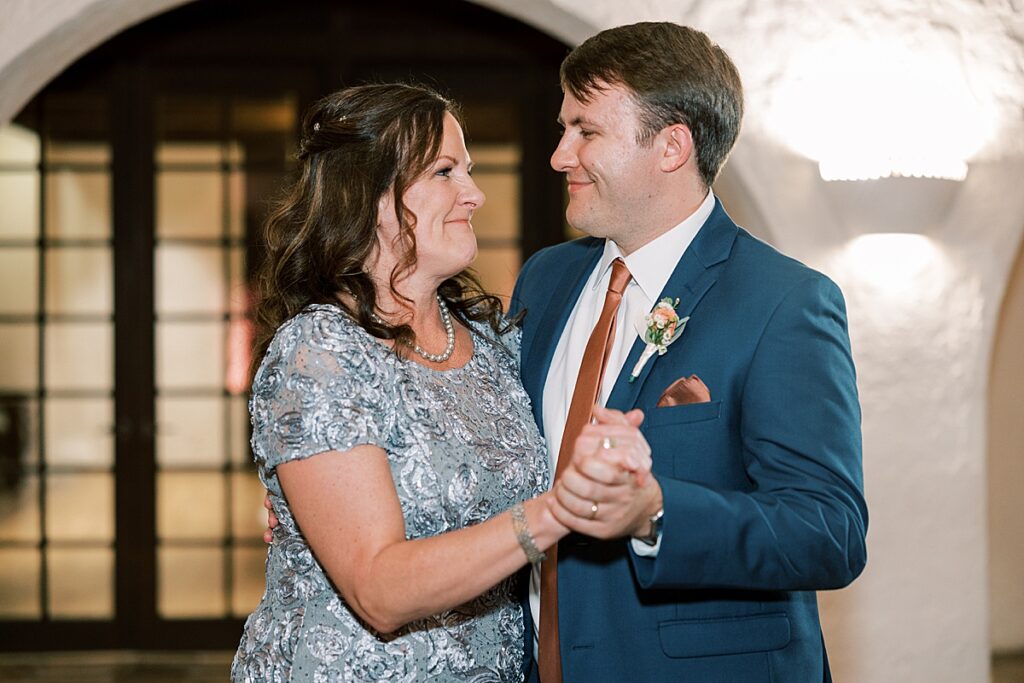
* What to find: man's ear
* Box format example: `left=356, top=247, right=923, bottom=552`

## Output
left=660, top=124, right=693, bottom=173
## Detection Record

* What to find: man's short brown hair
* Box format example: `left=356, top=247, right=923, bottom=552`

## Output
left=561, top=22, right=743, bottom=188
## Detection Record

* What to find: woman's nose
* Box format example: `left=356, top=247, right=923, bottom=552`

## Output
left=462, top=175, right=485, bottom=209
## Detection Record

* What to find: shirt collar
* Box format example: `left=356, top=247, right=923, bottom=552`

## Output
left=593, top=190, right=716, bottom=301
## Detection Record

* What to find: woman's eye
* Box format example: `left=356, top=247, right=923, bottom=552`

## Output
left=436, top=166, right=453, bottom=177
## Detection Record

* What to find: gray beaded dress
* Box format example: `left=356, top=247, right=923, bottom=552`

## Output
left=231, top=304, right=548, bottom=682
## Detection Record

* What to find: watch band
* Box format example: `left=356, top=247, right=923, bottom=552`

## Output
left=636, top=507, right=664, bottom=547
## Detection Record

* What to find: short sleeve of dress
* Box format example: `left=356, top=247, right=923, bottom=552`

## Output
left=249, top=308, right=393, bottom=472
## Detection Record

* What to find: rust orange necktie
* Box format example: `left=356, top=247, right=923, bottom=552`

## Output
left=538, top=257, right=632, bottom=683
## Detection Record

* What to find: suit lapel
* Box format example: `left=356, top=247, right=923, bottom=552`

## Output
left=521, top=239, right=604, bottom=431
left=606, top=200, right=738, bottom=411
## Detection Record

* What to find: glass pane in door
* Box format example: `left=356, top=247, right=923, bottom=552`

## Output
left=40, top=98, right=114, bottom=620
left=0, top=92, right=116, bottom=621
left=467, top=143, right=522, bottom=303
left=153, top=93, right=296, bottom=619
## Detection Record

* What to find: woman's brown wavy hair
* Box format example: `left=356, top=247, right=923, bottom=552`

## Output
left=251, top=83, right=512, bottom=371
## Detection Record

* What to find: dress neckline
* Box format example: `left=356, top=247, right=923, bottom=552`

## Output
left=305, top=302, right=479, bottom=375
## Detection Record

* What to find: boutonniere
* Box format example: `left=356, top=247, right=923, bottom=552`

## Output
left=629, top=297, right=688, bottom=382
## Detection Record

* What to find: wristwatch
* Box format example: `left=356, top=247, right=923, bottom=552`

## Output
left=635, top=507, right=664, bottom=547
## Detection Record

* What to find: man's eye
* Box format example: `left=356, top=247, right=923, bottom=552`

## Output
left=580, top=129, right=595, bottom=138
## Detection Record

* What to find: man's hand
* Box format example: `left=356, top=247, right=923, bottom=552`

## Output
left=548, top=406, right=663, bottom=539
left=264, top=492, right=279, bottom=544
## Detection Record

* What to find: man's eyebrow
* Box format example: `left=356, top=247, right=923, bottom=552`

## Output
left=556, top=116, right=596, bottom=128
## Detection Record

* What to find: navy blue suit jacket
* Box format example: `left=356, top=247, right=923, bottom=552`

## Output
left=509, top=201, right=867, bottom=682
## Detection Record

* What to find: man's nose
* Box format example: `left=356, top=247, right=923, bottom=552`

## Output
left=550, top=136, right=577, bottom=172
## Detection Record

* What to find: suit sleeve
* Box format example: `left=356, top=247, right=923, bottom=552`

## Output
left=630, top=275, right=868, bottom=591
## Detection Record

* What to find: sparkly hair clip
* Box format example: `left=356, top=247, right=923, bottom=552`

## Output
left=312, top=115, right=348, bottom=133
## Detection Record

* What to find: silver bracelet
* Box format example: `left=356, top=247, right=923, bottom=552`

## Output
left=510, top=502, right=546, bottom=564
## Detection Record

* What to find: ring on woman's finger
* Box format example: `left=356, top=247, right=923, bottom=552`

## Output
left=588, top=501, right=599, bottom=520
left=601, top=436, right=615, bottom=450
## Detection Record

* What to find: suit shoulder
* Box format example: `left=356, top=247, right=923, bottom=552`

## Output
left=732, top=228, right=842, bottom=297
left=518, top=236, right=600, bottom=292
left=512, top=237, right=600, bottom=316
left=523, top=236, right=601, bottom=270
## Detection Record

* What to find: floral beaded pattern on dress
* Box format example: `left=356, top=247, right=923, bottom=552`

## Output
left=231, top=304, right=548, bottom=682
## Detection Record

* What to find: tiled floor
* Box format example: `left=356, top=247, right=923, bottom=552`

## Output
left=0, top=651, right=232, bottom=682
left=0, top=650, right=1021, bottom=681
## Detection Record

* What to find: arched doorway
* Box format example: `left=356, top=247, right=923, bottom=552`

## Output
left=989, top=230, right=1024, bottom=664
left=0, top=0, right=567, bottom=650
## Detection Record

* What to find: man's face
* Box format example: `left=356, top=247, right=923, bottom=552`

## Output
left=551, top=83, right=663, bottom=244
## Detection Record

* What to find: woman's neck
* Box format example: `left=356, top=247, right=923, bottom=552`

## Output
left=369, top=275, right=444, bottom=326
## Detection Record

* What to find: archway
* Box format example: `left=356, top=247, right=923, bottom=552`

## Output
left=989, top=232, right=1024, bottom=658
left=0, top=0, right=569, bottom=650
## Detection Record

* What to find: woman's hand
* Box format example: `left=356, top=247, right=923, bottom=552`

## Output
left=548, top=406, right=662, bottom=540
left=263, top=493, right=278, bottom=544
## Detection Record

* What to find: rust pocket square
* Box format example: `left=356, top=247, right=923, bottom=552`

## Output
left=657, top=374, right=711, bottom=407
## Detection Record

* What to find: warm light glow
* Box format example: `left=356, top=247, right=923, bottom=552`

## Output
left=845, top=233, right=943, bottom=292
left=0, top=123, right=41, bottom=163
left=818, top=159, right=968, bottom=183
left=225, top=310, right=253, bottom=395
left=767, top=36, right=994, bottom=182
left=225, top=286, right=252, bottom=395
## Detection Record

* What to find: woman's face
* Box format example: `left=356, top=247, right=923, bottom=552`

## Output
left=378, top=112, right=485, bottom=282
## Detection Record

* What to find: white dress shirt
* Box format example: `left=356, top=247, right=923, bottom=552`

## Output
left=528, top=190, right=716, bottom=650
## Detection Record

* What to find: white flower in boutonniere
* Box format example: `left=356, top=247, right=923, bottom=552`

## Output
left=629, top=297, right=688, bottom=382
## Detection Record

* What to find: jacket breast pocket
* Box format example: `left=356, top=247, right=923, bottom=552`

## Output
left=642, top=399, right=722, bottom=428
left=643, top=400, right=728, bottom=481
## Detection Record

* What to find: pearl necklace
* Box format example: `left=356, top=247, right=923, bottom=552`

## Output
left=370, top=294, right=456, bottom=363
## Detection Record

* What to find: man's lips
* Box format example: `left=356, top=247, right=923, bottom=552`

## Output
left=566, top=179, right=593, bottom=193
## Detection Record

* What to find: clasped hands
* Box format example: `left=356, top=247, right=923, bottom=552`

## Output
left=263, top=405, right=662, bottom=544
left=547, top=405, right=663, bottom=541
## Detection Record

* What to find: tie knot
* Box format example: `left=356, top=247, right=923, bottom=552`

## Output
left=608, top=258, right=632, bottom=296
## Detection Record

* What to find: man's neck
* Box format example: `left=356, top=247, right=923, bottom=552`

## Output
left=613, top=188, right=710, bottom=256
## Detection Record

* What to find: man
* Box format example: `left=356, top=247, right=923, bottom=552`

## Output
left=510, top=22, right=867, bottom=682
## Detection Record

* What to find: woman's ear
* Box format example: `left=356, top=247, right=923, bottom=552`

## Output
left=376, top=192, right=399, bottom=241
left=660, top=124, right=694, bottom=173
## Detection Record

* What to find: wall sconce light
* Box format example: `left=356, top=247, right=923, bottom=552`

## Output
left=766, top=37, right=993, bottom=184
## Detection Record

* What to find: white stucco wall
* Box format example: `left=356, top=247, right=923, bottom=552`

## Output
left=1, top=1, right=1023, bottom=681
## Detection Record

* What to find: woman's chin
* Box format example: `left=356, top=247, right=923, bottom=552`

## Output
left=453, top=252, right=478, bottom=277
left=448, top=244, right=478, bottom=276
left=420, top=240, right=477, bottom=281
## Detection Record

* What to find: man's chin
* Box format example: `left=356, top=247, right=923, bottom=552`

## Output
left=566, top=213, right=610, bottom=239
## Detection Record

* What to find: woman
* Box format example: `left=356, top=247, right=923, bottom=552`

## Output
left=230, top=83, right=567, bottom=682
